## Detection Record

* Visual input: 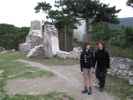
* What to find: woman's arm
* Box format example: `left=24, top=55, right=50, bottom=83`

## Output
left=80, top=52, right=84, bottom=72
left=105, top=51, right=110, bottom=69
left=93, top=51, right=97, bottom=68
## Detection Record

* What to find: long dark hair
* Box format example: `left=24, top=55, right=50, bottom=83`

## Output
left=82, top=42, right=91, bottom=51
left=96, top=40, right=106, bottom=50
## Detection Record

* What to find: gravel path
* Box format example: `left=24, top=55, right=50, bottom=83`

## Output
left=5, top=59, right=116, bottom=100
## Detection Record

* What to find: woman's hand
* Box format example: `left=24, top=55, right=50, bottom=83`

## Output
left=91, top=68, right=95, bottom=73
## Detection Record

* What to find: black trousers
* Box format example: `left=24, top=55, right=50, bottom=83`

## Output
left=96, top=69, right=107, bottom=88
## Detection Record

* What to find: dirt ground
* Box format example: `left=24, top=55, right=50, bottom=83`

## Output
left=5, top=59, right=117, bottom=100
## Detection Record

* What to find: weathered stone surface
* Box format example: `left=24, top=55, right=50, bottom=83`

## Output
left=56, top=47, right=81, bottom=59
left=129, top=78, right=133, bottom=85
left=19, top=20, right=59, bottom=58
left=0, top=47, right=5, bottom=52
left=129, top=71, right=133, bottom=77
left=19, top=20, right=42, bottom=54
left=31, top=20, right=41, bottom=30
left=27, top=45, right=44, bottom=58
left=108, top=57, right=133, bottom=85
left=42, top=24, right=59, bottom=58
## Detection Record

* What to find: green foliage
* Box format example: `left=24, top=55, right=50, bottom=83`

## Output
left=108, top=45, right=133, bottom=59
left=124, top=27, right=133, bottom=47
left=106, top=75, right=133, bottom=100
left=0, top=70, right=8, bottom=100
left=92, top=22, right=133, bottom=49
left=47, top=9, right=79, bottom=51
left=0, top=24, right=29, bottom=50
left=0, top=52, right=52, bottom=79
left=57, top=0, right=120, bottom=37
left=8, top=92, right=74, bottom=100
left=127, top=0, right=133, bottom=8
left=92, top=22, right=114, bottom=40
left=35, top=1, right=52, bottom=13
left=34, top=1, right=79, bottom=51
left=109, top=27, right=133, bottom=48
left=48, top=10, right=78, bottom=30
left=0, top=52, right=74, bottom=100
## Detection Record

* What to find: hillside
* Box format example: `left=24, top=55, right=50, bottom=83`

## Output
left=119, top=17, right=133, bottom=27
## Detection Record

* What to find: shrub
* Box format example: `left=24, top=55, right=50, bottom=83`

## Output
left=0, top=24, right=29, bottom=50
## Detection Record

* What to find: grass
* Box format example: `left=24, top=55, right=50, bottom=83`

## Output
left=0, top=52, right=74, bottom=100
left=28, top=56, right=79, bottom=66
left=5, top=92, right=74, bottom=100
left=0, top=52, right=53, bottom=79
left=108, top=45, right=133, bottom=59
left=106, top=75, right=133, bottom=100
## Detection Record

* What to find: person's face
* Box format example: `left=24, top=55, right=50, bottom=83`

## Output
left=86, top=44, right=90, bottom=49
left=98, top=43, right=103, bottom=50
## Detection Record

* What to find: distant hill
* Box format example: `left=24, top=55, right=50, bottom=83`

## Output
left=119, top=17, right=133, bottom=27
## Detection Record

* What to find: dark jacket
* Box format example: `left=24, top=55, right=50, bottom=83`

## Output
left=95, top=49, right=110, bottom=77
left=80, top=48, right=95, bottom=72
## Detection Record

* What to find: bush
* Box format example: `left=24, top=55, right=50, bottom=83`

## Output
left=0, top=24, right=29, bottom=50
left=92, top=23, right=133, bottom=48
left=124, top=27, right=133, bottom=48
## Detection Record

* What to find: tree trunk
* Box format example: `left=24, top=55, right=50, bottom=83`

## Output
left=58, top=28, right=65, bottom=51
left=58, top=25, right=73, bottom=52
left=83, top=19, right=92, bottom=43
left=66, top=25, right=73, bottom=51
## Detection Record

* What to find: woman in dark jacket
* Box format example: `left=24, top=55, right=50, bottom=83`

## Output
left=80, top=43, right=95, bottom=95
left=95, top=41, right=110, bottom=91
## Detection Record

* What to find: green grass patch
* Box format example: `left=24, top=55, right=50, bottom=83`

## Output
left=109, top=46, right=133, bottom=59
left=106, top=75, right=133, bottom=100
left=0, top=52, right=74, bottom=100
left=28, top=57, right=79, bottom=66
left=8, top=92, right=74, bottom=100
left=0, top=52, right=52, bottom=79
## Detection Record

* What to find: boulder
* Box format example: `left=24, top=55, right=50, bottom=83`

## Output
left=108, top=57, right=133, bottom=85
left=0, top=47, right=5, bottom=52
left=27, top=44, right=44, bottom=58
left=19, top=20, right=59, bottom=58
left=56, top=47, right=81, bottom=59
left=129, top=78, right=133, bottom=85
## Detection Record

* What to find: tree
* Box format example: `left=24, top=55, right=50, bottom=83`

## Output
left=0, top=24, right=29, bottom=50
left=124, top=27, right=133, bottom=47
left=48, top=10, right=79, bottom=51
left=35, top=1, right=53, bottom=57
left=127, top=0, right=133, bottom=8
left=35, top=1, right=79, bottom=51
left=34, top=1, right=52, bottom=37
left=56, top=0, right=120, bottom=42
left=35, top=1, right=52, bottom=19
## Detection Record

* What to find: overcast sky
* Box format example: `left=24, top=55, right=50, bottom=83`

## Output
left=0, top=0, right=133, bottom=27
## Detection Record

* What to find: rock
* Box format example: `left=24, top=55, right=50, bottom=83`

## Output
left=56, top=47, right=81, bottom=59
left=129, top=71, right=133, bottom=77
left=42, top=24, right=59, bottom=58
left=19, top=21, right=43, bottom=54
left=119, top=64, right=129, bottom=70
left=19, top=43, right=32, bottom=54
left=19, top=20, right=59, bottom=58
left=129, top=78, right=133, bottom=85
left=27, top=44, right=44, bottom=58
left=0, top=47, right=5, bottom=52
left=31, top=20, right=41, bottom=30
left=56, top=51, right=71, bottom=59
left=0, top=50, right=8, bottom=54
left=109, top=57, right=133, bottom=85
left=11, top=49, right=16, bottom=52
